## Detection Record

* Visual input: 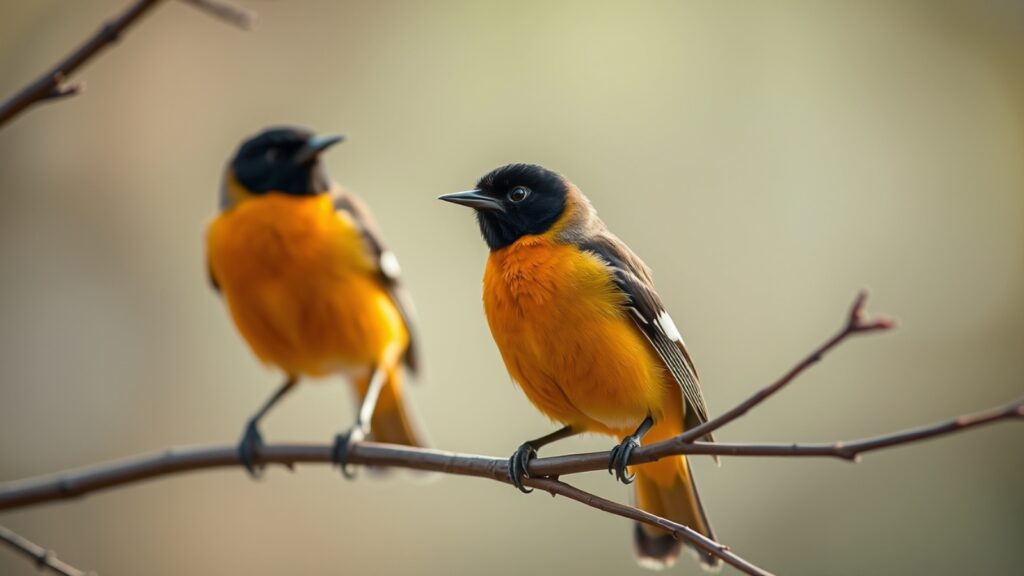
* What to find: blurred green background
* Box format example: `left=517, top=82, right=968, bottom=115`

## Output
left=1, top=1, right=1022, bottom=574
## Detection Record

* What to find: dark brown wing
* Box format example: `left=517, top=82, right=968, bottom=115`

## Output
left=334, top=192, right=422, bottom=377
left=578, top=233, right=713, bottom=442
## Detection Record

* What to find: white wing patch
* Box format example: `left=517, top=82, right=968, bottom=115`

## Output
left=379, top=250, right=402, bottom=280
left=655, top=310, right=684, bottom=344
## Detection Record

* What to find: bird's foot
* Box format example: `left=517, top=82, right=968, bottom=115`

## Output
left=508, top=443, right=538, bottom=494
left=608, top=435, right=642, bottom=484
left=238, top=419, right=265, bottom=479
left=332, top=426, right=366, bottom=480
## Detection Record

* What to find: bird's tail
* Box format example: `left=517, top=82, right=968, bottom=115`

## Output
left=354, top=366, right=428, bottom=450
left=633, top=414, right=720, bottom=571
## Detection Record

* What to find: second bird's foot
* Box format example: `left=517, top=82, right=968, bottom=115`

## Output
left=608, top=435, right=641, bottom=484
left=238, top=420, right=265, bottom=479
left=508, top=443, right=537, bottom=494
left=332, top=426, right=366, bottom=480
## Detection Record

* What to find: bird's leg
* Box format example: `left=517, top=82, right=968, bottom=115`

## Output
left=608, top=415, right=654, bottom=484
left=238, top=376, right=298, bottom=478
left=332, top=363, right=388, bottom=479
left=508, top=425, right=578, bottom=493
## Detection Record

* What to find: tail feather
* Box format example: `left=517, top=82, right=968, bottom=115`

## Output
left=353, top=368, right=429, bottom=470
left=633, top=415, right=720, bottom=571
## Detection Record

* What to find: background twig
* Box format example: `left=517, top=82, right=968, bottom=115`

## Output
left=0, top=0, right=252, bottom=128
left=0, top=525, right=92, bottom=576
left=179, top=0, right=257, bottom=29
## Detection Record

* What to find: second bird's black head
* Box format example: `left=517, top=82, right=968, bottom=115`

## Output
left=229, top=127, right=344, bottom=199
left=439, top=163, right=568, bottom=250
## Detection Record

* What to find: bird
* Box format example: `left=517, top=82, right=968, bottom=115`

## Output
left=207, top=126, right=426, bottom=478
left=439, top=163, right=718, bottom=570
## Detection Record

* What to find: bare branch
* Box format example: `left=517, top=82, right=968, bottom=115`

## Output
left=0, top=444, right=775, bottom=576
left=678, top=290, right=895, bottom=443
left=1, top=293, right=1016, bottom=575
left=0, top=0, right=253, bottom=129
left=0, top=397, right=1018, bottom=575
left=0, top=443, right=771, bottom=576
left=0, top=525, right=93, bottom=576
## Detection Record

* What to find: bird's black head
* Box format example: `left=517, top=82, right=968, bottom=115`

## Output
left=227, top=127, right=343, bottom=201
left=439, top=163, right=568, bottom=250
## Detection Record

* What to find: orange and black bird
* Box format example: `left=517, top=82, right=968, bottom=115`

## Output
left=207, top=126, right=426, bottom=477
left=440, top=164, right=718, bottom=570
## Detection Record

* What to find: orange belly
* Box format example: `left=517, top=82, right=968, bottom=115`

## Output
left=207, top=193, right=407, bottom=377
left=483, top=235, right=672, bottom=436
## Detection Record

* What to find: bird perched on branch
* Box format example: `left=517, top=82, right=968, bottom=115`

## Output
left=207, top=126, right=427, bottom=477
left=440, top=164, right=718, bottom=570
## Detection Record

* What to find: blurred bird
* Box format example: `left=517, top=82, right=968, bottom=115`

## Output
left=440, top=164, right=718, bottom=570
left=207, top=126, right=426, bottom=477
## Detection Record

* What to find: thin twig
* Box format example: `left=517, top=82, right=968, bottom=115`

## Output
left=0, top=0, right=161, bottom=127
left=528, top=397, right=1024, bottom=475
left=679, top=290, right=895, bottom=443
left=0, top=525, right=93, bottom=576
left=40, top=78, right=85, bottom=102
left=0, top=0, right=252, bottom=128
left=180, top=0, right=257, bottom=29
left=525, top=478, right=774, bottom=576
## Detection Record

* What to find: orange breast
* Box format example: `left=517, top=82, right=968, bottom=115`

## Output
left=207, top=193, right=407, bottom=377
left=483, top=235, right=671, bottom=436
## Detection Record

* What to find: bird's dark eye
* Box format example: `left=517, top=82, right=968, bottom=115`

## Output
left=264, top=147, right=281, bottom=163
left=508, top=186, right=530, bottom=203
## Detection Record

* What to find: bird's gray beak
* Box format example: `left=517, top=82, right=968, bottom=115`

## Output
left=438, top=189, right=505, bottom=212
left=293, top=134, right=345, bottom=165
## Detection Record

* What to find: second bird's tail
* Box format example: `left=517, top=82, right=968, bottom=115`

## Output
left=355, top=367, right=428, bottom=450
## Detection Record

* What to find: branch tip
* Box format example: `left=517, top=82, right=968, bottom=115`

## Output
left=850, top=289, right=869, bottom=319
left=180, top=0, right=259, bottom=30
left=845, top=291, right=896, bottom=334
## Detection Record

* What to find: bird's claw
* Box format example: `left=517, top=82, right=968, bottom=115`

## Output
left=608, top=435, right=641, bottom=484
left=238, top=420, right=264, bottom=479
left=508, top=443, right=537, bottom=493
left=332, top=426, right=366, bottom=480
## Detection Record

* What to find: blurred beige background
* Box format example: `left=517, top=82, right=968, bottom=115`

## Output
left=1, top=1, right=1022, bottom=574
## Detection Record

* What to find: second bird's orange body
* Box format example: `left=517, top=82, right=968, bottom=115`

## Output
left=207, top=193, right=408, bottom=378
left=210, top=127, right=424, bottom=475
